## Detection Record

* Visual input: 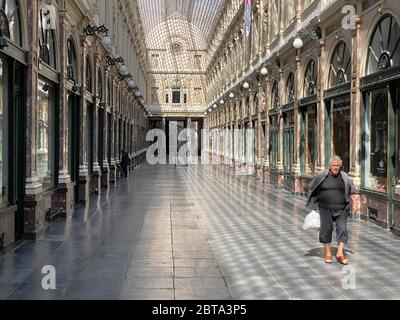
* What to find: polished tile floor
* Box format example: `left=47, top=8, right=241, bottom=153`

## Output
left=1, top=163, right=400, bottom=300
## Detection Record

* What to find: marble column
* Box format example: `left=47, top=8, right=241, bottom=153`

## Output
left=90, top=53, right=101, bottom=194
left=23, top=0, right=45, bottom=239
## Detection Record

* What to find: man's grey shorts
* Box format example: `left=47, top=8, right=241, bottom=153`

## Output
left=318, top=207, right=349, bottom=244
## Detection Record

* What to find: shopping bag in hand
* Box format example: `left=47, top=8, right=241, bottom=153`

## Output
left=303, top=210, right=320, bottom=230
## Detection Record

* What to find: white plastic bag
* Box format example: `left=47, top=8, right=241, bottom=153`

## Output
left=303, top=210, right=320, bottom=230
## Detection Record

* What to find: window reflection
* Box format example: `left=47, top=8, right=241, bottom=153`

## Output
left=1, top=0, right=22, bottom=46
left=331, top=98, right=350, bottom=173
left=364, top=90, right=388, bottom=192
left=37, top=79, right=54, bottom=188
left=306, top=107, right=317, bottom=174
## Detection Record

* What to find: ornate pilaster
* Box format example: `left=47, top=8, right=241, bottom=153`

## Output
left=90, top=51, right=101, bottom=193
left=77, top=36, right=90, bottom=204
left=256, top=82, right=264, bottom=177
left=293, top=54, right=303, bottom=193
left=315, top=30, right=327, bottom=173
left=247, top=89, right=255, bottom=175
left=263, top=79, right=271, bottom=183
left=348, top=15, right=362, bottom=190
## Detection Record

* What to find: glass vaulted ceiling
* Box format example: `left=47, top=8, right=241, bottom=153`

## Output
left=137, top=0, right=225, bottom=49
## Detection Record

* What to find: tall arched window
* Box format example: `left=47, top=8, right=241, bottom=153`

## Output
left=97, top=68, right=104, bottom=100
left=253, top=92, right=258, bottom=114
left=67, top=38, right=78, bottom=82
left=85, top=55, right=93, bottom=93
left=38, top=4, right=57, bottom=69
left=329, top=41, right=351, bottom=88
left=245, top=96, right=250, bottom=117
left=107, top=77, right=112, bottom=106
left=367, top=15, right=400, bottom=75
left=286, top=72, right=295, bottom=103
left=271, top=81, right=279, bottom=110
left=269, top=0, right=280, bottom=39
left=0, top=0, right=22, bottom=46
left=303, top=59, right=317, bottom=97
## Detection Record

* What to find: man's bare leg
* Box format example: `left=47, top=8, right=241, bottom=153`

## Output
left=324, top=244, right=333, bottom=263
left=325, top=244, right=332, bottom=257
left=337, top=242, right=345, bottom=257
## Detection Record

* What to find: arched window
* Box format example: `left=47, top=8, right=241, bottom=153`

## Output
left=85, top=55, right=93, bottom=93
left=97, top=68, right=104, bottom=100
left=38, top=4, right=57, bottom=69
left=0, top=0, right=22, bottom=46
left=286, top=72, right=295, bottom=103
left=329, top=41, right=351, bottom=88
left=67, top=38, right=78, bottom=82
left=367, top=15, right=400, bottom=75
left=269, top=0, right=280, bottom=39
left=253, top=92, right=258, bottom=113
left=107, top=77, right=112, bottom=106
left=303, top=59, right=317, bottom=97
left=271, top=81, right=279, bottom=110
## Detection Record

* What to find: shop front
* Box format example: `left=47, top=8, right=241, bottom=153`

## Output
left=324, top=41, right=352, bottom=173
left=360, top=14, right=400, bottom=235
left=0, top=0, right=26, bottom=246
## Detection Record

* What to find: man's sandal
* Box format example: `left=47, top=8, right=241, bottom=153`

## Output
left=324, top=256, right=333, bottom=264
left=336, top=256, right=349, bottom=265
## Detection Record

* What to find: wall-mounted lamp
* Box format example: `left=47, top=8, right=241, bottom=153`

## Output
left=293, top=36, right=303, bottom=49
left=243, top=82, right=250, bottom=89
left=128, top=79, right=135, bottom=88
left=120, top=64, right=129, bottom=75
left=106, top=55, right=124, bottom=66
left=220, top=99, right=225, bottom=105
left=260, top=67, right=268, bottom=76
left=229, top=92, right=235, bottom=99
left=119, top=73, right=132, bottom=81
left=83, top=24, right=111, bottom=48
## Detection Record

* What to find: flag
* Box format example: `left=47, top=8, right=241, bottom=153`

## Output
left=243, top=0, right=252, bottom=38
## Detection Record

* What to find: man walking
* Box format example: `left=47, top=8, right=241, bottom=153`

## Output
left=306, top=155, right=358, bottom=265
left=121, top=149, right=131, bottom=178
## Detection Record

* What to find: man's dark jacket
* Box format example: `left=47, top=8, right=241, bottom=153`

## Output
left=306, top=170, right=357, bottom=211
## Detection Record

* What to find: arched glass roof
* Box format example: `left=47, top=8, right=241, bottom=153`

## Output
left=137, top=0, right=225, bottom=49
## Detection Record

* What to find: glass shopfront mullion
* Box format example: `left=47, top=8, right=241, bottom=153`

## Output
left=269, top=130, right=278, bottom=169
left=87, top=103, right=94, bottom=174
left=14, top=62, right=26, bottom=239
left=107, top=112, right=112, bottom=163
left=306, top=106, right=317, bottom=175
left=300, top=111, right=306, bottom=174
left=118, top=118, right=122, bottom=159
left=98, top=108, right=104, bottom=170
left=68, top=93, right=80, bottom=184
left=284, top=128, right=294, bottom=173
left=244, top=124, right=248, bottom=159
left=0, top=58, right=8, bottom=205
